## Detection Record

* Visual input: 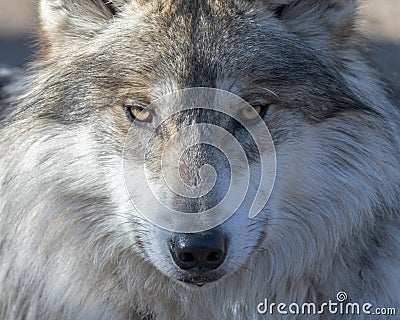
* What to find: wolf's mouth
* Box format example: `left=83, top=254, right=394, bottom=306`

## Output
left=177, top=272, right=225, bottom=287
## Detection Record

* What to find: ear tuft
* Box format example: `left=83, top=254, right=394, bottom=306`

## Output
left=39, top=0, right=122, bottom=49
left=271, top=0, right=358, bottom=48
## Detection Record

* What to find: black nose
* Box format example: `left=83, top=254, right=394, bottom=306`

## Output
left=169, top=229, right=227, bottom=272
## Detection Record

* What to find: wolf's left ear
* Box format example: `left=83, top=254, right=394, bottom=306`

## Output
left=270, top=0, right=357, bottom=48
left=39, top=0, right=127, bottom=48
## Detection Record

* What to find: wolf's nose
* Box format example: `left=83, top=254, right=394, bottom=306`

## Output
left=169, top=229, right=227, bottom=272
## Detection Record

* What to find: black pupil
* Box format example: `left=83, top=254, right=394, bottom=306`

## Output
left=126, top=106, right=149, bottom=122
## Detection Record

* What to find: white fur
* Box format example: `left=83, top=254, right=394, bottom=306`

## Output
left=0, top=1, right=399, bottom=319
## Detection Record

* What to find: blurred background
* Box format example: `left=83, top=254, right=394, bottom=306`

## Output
left=0, top=0, right=399, bottom=97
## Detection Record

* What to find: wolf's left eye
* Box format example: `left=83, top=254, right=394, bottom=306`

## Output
left=125, top=106, right=153, bottom=123
left=240, top=105, right=268, bottom=121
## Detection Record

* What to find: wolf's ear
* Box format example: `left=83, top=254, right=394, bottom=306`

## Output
left=39, top=0, right=127, bottom=48
left=270, top=0, right=357, bottom=48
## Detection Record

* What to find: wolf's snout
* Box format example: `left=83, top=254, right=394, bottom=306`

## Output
left=169, top=230, right=227, bottom=272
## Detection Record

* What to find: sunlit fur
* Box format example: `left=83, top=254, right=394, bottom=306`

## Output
left=0, top=0, right=399, bottom=319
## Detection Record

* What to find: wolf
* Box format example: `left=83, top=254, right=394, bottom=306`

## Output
left=0, top=0, right=399, bottom=319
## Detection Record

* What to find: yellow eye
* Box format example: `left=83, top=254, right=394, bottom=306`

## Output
left=241, top=105, right=265, bottom=121
left=126, top=106, right=153, bottom=123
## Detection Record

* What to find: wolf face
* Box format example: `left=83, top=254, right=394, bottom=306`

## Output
left=1, top=0, right=399, bottom=319
left=35, top=1, right=382, bottom=282
left=34, top=0, right=371, bottom=285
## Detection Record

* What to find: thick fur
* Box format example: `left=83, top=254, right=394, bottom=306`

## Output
left=0, top=0, right=399, bottom=319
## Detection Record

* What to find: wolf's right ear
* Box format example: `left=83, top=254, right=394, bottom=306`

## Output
left=268, top=0, right=358, bottom=50
left=39, top=0, right=128, bottom=49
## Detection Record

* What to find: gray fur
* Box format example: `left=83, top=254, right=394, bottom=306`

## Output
left=0, top=0, right=399, bottom=319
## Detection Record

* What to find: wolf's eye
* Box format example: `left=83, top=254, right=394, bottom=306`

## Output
left=125, top=106, right=153, bottom=123
left=240, top=105, right=268, bottom=121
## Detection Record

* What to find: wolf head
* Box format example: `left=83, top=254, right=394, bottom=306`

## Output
left=13, top=0, right=395, bottom=296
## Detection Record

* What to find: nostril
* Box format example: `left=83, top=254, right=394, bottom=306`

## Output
left=169, top=230, right=227, bottom=271
left=180, top=252, right=195, bottom=263
left=206, top=251, right=223, bottom=264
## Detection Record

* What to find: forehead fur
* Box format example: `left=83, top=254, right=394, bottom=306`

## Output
left=39, top=0, right=357, bottom=44
left=33, top=0, right=364, bottom=125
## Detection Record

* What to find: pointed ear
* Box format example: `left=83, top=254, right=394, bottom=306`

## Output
left=271, top=0, right=358, bottom=48
left=39, top=0, right=127, bottom=49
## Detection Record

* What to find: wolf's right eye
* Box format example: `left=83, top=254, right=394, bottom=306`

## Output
left=125, top=106, right=153, bottom=123
left=240, top=105, right=269, bottom=121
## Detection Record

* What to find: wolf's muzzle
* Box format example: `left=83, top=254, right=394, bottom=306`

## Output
left=169, top=229, right=227, bottom=272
